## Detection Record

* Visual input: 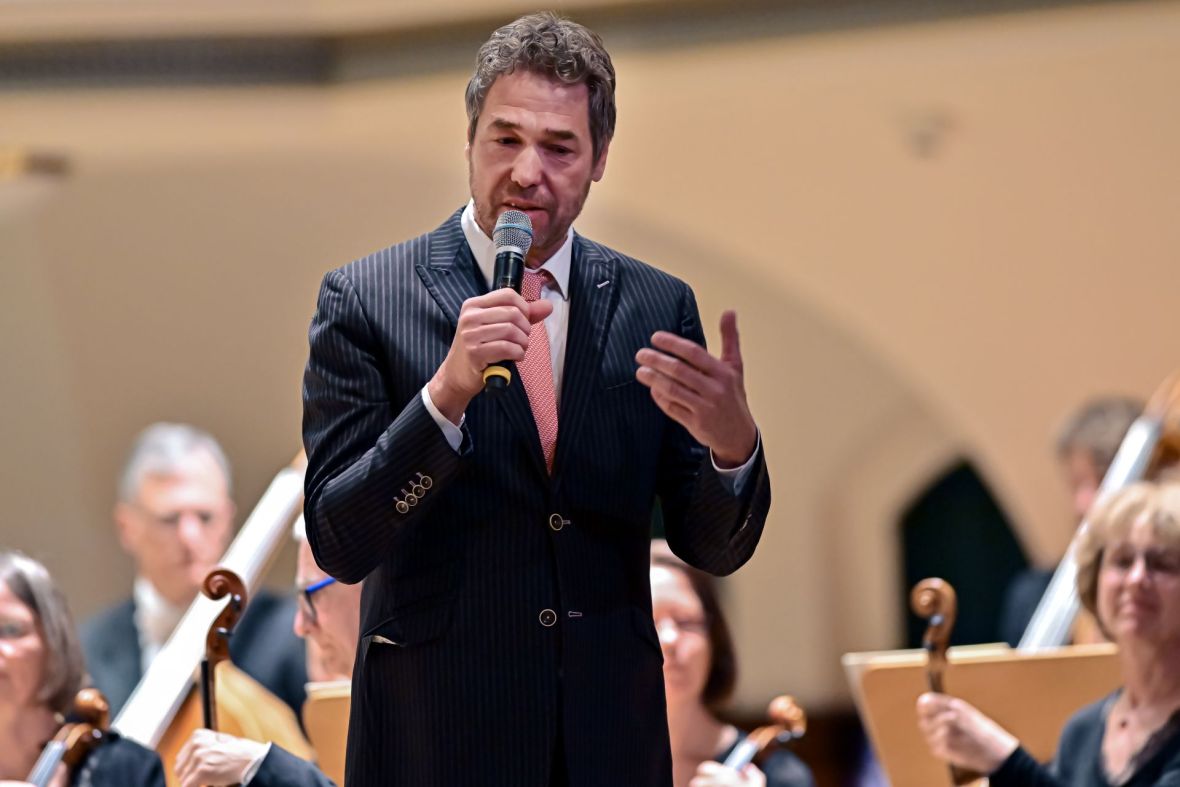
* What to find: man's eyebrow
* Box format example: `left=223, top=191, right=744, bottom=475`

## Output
left=487, top=117, right=579, bottom=142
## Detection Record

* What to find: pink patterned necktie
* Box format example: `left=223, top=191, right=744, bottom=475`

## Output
left=519, top=268, right=559, bottom=473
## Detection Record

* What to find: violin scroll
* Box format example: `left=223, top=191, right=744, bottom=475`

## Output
left=200, top=568, right=248, bottom=735
left=766, top=695, right=806, bottom=743
left=910, top=577, right=957, bottom=691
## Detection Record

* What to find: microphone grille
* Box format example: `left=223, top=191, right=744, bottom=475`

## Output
left=493, top=210, right=533, bottom=257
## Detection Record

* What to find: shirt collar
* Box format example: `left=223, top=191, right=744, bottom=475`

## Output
left=132, top=575, right=186, bottom=649
left=460, top=199, right=571, bottom=299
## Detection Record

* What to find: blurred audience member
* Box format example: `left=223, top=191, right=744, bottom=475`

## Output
left=652, top=542, right=814, bottom=787
left=999, top=396, right=1142, bottom=646
left=80, top=423, right=306, bottom=716
left=174, top=520, right=362, bottom=787
left=0, top=549, right=164, bottom=786
left=919, top=481, right=1180, bottom=784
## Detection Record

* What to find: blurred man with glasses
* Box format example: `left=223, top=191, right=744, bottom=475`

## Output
left=174, top=519, right=363, bottom=786
left=80, top=423, right=307, bottom=717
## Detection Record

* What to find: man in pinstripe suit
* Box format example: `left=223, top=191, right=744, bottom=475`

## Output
left=302, top=13, right=770, bottom=787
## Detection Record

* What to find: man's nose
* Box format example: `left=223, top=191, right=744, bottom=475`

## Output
left=510, top=145, right=543, bottom=189
left=294, top=607, right=313, bottom=638
left=177, top=513, right=205, bottom=548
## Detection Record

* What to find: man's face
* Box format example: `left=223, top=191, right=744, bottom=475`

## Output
left=467, top=69, right=609, bottom=265
left=294, top=541, right=361, bottom=682
left=114, top=449, right=235, bottom=608
left=1062, top=448, right=1104, bottom=523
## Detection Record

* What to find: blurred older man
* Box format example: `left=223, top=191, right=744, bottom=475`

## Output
left=175, top=521, right=363, bottom=787
left=80, top=423, right=307, bottom=716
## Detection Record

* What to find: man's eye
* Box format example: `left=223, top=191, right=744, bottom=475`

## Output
left=549, top=145, right=572, bottom=155
left=496, top=137, right=519, bottom=146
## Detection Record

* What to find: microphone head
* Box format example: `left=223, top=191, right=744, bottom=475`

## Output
left=493, top=210, right=534, bottom=258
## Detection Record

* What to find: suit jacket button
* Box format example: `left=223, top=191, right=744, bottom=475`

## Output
left=395, top=500, right=410, bottom=514
left=417, top=473, right=433, bottom=489
left=539, top=609, right=557, bottom=627
left=412, top=483, right=427, bottom=498
left=548, top=513, right=567, bottom=532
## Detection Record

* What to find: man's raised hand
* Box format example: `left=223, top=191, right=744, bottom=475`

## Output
left=635, top=310, right=758, bottom=468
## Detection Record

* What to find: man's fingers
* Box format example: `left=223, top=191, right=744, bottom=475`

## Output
left=719, top=310, right=743, bottom=367
left=637, top=366, right=706, bottom=413
left=463, top=304, right=532, bottom=336
left=649, top=331, right=716, bottom=372
left=635, top=348, right=715, bottom=397
left=467, top=321, right=531, bottom=348
left=528, top=299, right=554, bottom=325
left=475, top=341, right=527, bottom=364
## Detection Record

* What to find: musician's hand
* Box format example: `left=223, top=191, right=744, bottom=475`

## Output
left=0, top=764, right=66, bottom=787
left=636, top=311, right=758, bottom=468
left=916, top=692, right=1018, bottom=773
left=175, top=728, right=268, bottom=787
left=690, top=760, right=766, bottom=787
left=428, top=289, right=553, bottom=422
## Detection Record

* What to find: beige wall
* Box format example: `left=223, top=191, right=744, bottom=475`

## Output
left=2, top=0, right=1178, bottom=711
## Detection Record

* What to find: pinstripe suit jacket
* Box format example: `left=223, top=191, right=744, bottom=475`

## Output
left=302, top=209, right=770, bottom=787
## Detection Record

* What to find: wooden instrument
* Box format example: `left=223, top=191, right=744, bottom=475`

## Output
left=1021, top=372, right=1180, bottom=649
left=910, top=578, right=981, bottom=786
left=199, top=568, right=247, bottom=733
left=26, top=689, right=110, bottom=787
left=721, top=695, right=806, bottom=772
left=112, top=454, right=312, bottom=786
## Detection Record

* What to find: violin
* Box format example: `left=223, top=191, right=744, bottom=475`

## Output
left=910, top=577, right=981, bottom=786
left=721, top=695, right=806, bottom=772
left=26, top=689, right=110, bottom=787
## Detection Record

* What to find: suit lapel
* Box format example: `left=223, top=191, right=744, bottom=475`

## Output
left=415, top=211, right=548, bottom=480
left=554, top=236, right=619, bottom=483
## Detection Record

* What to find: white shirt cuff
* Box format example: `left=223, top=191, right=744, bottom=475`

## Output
left=240, top=742, right=273, bottom=785
left=421, top=386, right=465, bottom=452
left=710, top=430, right=761, bottom=497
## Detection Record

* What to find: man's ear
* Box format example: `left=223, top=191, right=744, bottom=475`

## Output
left=113, top=502, right=138, bottom=555
left=591, top=140, right=610, bottom=182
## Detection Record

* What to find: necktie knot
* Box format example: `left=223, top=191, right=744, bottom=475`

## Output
left=522, top=268, right=551, bottom=302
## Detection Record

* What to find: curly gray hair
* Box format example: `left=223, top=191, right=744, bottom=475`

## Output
left=465, top=12, right=616, bottom=161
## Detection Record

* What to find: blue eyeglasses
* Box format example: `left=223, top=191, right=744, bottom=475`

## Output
left=297, top=576, right=337, bottom=624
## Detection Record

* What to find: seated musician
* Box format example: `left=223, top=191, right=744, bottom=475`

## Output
left=999, top=396, right=1142, bottom=646
left=79, top=423, right=306, bottom=718
left=917, top=481, right=1180, bottom=785
left=651, top=542, right=814, bottom=787
left=0, top=550, right=164, bottom=787
left=174, top=521, right=362, bottom=787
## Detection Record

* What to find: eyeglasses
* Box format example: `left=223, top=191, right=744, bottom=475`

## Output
left=297, top=577, right=337, bottom=625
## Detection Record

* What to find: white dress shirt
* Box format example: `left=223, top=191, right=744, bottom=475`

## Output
left=132, top=576, right=185, bottom=674
left=421, top=200, right=759, bottom=491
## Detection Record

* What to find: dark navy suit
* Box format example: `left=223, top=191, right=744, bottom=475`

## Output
left=302, top=210, right=771, bottom=787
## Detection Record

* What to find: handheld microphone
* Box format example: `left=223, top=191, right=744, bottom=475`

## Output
left=482, top=209, right=534, bottom=392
